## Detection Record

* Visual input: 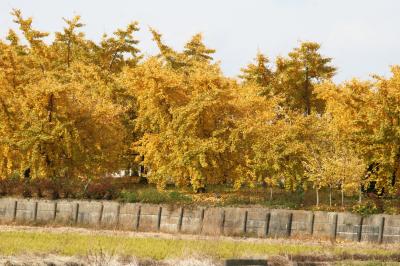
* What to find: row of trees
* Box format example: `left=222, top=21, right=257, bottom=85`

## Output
left=1, top=11, right=400, bottom=203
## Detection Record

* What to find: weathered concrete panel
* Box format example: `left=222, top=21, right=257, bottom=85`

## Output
left=55, top=201, right=77, bottom=224
left=160, top=206, right=182, bottom=233
left=383, top=215, right=400, bottom=243
left=101, top=202, right=120, bottom=228
left=180, top=207, right=204, bottom=234
left=336, top=212, right=362, bottom=241
left=36, top=200, right=56, bottom=223
left=361, top=214, right=382, bottom=242
left=291, top=210, right=313, bottom=236
left=119, top=203, right=140, bottom=231
left=223, top=208, right=246, bottom=236
left=313, top=211, right=337, bottom=239
left=268, top=210, right=291, bottom=238
left=0, top=198, right=16, bottom=223
left=15, top=199, right=37, bottom=223
left=246, top=208, right=269, bottom=237
left=202, top=208, right=224, bottom=235
left=138, top=204, right=161, bottom=232
left=4, top=197, right=400, bottom=243
left=76, top=201, right=102, bottom=226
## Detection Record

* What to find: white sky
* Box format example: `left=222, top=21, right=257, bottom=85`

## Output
left=1, top=0, right=399, bottom=82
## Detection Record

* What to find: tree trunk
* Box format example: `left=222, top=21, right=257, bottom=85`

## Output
left=304, top=67, right=311, bottom=115
left=316, top=188, right=319, bottom=206
left=359, top=188, right=362, bottom=204
left=341, top=187, right=344, bottom=207
left=67, top=39, right=71, bottom=68
left=270, top=187, right=273, bottom=201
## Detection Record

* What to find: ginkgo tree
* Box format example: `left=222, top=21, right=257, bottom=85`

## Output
left=3, top=10, right=400, bottom=205
left=0, top=10, right=133, bottom=197
left=274, top=42, right=336, bottom=115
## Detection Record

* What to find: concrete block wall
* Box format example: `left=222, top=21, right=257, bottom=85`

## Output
left=361, top=214, right=383, bottom=242
left=36, top=200, right=56, bottom=222
left=1, top=197, right=399, bottom=243
left=15, top=199, right=37, bottom=223
left=246, top=208, right=269, bottom=237
left=312, top=211, right=337, bottom=239
left=223, top=208, right=246, bottom=236
left=291, top=210, right=313, bottom=236
left=119, top=203, right=140, bottom=230
left=0, top=198, right=16, bottom=223
left=382, top=215, right=400, bottom=243
left=180, top=207, right=203, bottom=234
left=336, top=212, right=362, bottom=241
left=54, top=201, right=77, bottom=224
left=101, top=202, right=120, bottom=228
left=76, top=201, right=103, bottom=226
left=202, top=208, right=224, bottom=235
left=138, top=205, right=161, bottom=232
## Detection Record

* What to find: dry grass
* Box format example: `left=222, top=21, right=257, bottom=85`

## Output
left=0, top=225, right=399, bottom=263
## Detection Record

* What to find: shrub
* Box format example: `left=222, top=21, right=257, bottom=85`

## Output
left=119, top=190, right=138, bottom=203
left=0, top=175, right=20, bottom=196
left=85, top=179, right=118, bottom=200
left=119, top=189, right=193, bottom=204
left=352, top=201, right=380, bottom=216
left=168, top=191, right=192, bottom=203
left=136, top=188, right=169, bottom=204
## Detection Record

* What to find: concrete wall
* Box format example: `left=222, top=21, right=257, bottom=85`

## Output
left=0, top=197, right=399, bottom=243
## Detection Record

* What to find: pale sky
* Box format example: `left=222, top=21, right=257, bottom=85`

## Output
left=1, top=0, right=399, bottom=82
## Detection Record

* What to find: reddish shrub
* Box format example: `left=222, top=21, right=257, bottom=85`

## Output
left=85, top=178, right=117, bottom=200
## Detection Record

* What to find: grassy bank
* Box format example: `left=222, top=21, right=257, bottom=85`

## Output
left=118, top=185, right=400, bottom=216
left=0, top=230, right=399, bottom=261
left=3, top=175, right=400, bottom=215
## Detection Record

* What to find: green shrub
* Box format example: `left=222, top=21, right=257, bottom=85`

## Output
left=137, top=188, right=169, bottom=204
left=352, top=201, right=380, bottom=216
left=168, top=191, right=192, bottom=203
left=119, top=190, right=139, bottom=203
left=119, top=189, right=192, bottom=204
left=383, top=205, right=399, bottom=215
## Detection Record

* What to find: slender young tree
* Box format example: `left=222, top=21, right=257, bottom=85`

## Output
left=275, top=42, right=336, bottom=115
left=239, top=52, right=274, bottom=95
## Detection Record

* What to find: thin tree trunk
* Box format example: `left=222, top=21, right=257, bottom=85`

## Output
left=270, top=187, right=273, bottom=201
left=304, top=67, right=311, bottom=115
left=67, top=39, right=71, bottom=68
left=359, top=188, right=362, bottom=203
left=316, top=187, right=319, bottom=206
left=341, top=187, right=344, bottom=207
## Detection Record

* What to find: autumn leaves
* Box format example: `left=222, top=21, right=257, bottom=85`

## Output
left=1, top=11, right=400, bottom=201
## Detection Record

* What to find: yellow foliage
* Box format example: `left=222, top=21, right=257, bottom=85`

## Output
left=1, top=10, right=400, bottom=199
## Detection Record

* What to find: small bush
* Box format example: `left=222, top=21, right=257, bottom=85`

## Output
left=0, top=175, right=20, bottom=196
left=119, top=189, right=192, bottom=204
left=383, top=205, right=399, bottom=215
left=119, top=190, right=139, bottom=203
left=85, top=179, right=118, bottom=200
left=168, top=191, right=192, bottom=203
left=352, top=201, right=380, bottom=216
left=137, top=188, right=169, bottom=204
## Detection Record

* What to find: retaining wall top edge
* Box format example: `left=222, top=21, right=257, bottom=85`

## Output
left=0, top=197, right=398, bottom=219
